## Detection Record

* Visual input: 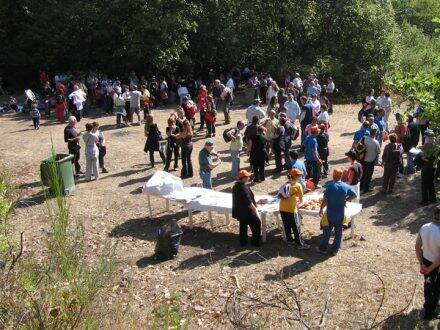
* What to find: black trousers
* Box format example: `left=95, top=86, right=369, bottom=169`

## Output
left=280, top=211, right=304, bottom=245
left=423, top=258, right=440, bottom=318
left=181, top=144, right=193, bottom=179
left=165, top=145, right=179, bottom=170
left=206, top=121, right=216, bottom=135
left=238, top=213, right=261, bottom=246
left=306, top=160, right=320, bottom=186
left=149, top=149, right=165, bottom=166
left=68, top=148, right=81, bottom=174
left=382, top=164, right=398, bottom=193
left=143, top=105, right=150, bottom=120
left=98, top=146, right=106, bottom=168
left=199, top=112, right=205, bottom=129
left=273, top=144, right=283, bottom=171
left=32, top=118, right=40, bottom=128
left=422, top=169, right=436, bottom=203
left=252, top=162, right=265, bottom=182
left=320, top=155, right=329, bottom=175
left=361, top=161, right=375, bottom=191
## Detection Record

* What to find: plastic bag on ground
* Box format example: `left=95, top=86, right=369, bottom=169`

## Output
left=155, top=220, right=183, bottom=261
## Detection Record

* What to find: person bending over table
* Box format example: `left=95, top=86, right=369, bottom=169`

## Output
left=317, top=168, right=356, bottom=255
left=232, top=170, right=262, bottom=247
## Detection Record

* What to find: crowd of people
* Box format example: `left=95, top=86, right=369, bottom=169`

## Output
left=6, top=67, right=438, bottom=320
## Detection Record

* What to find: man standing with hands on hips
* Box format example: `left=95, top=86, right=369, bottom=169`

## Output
left=415, top=206, right=440, bottom=320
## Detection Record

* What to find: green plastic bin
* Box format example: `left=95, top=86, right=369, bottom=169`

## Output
left=40, top=154, right=76, bottom=196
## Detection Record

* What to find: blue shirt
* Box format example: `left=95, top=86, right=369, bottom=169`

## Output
left=353, top=128, right=368, bottom=143
left=324, top=181, right=356, bottom=222
left=374, top=117, right=385, bottom=132
left=307, top=85, right=319, bottom=95
left=304, top=136, right=318, bottom=162
left=290, top=159, right=307, bottom=189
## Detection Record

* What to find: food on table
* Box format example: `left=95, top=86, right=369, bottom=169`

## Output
left=299, top=198, right=323, bottom=211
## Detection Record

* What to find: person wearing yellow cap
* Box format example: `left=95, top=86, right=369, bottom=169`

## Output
left=232, top=170, right=261, bottom=247
left=317, top=168, right=357, bottom=255
left=278, top=169, right=310, bottom=249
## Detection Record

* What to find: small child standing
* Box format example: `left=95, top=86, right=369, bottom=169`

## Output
left=278, top=169, right=310, bottom=249
left=317, top=124, right=330, bottom=178
left=30, top=103, right=40, bottom=130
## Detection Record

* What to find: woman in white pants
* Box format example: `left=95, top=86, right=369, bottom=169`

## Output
left=83, top=122, right=100, bottom=181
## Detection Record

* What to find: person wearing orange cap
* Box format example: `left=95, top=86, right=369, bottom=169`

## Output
left=304, top=125, right=322, bottom=187
left=232, top=170, right=261, bottom=247
left=278, top=169, right=310, bottom=249
left=317, top=168, right=357, bottom=255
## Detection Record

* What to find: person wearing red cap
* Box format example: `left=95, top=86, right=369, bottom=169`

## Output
left=278, top=169, right=310, bottom=249
left=232, top=170, right=262, bottom=247
left=317, top=168, right=356, bottom=255
left=304, top=125, right=322, bottom=187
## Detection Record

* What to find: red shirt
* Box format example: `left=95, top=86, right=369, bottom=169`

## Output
left=394, top=123, right=407, bottom=144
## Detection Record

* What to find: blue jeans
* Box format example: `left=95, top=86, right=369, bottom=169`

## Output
left=200, top=170, right=212, bottom=189
left=230, top=150, right=240, bottom=179
left=319, top=216, right=343, bottom=253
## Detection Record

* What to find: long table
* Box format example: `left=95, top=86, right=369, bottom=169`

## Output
left=143, top=172, right=363, bottom=242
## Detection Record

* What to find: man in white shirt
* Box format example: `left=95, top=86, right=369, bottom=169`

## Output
left=325, top=77, right=335, bottom=113
left=308, top=94, right=321, bottom=116
left=69, top=85, right=86, bottom=122
left=284, top=93, right=300, bottom=125
left=360, top=129, right=381, bottom=193
left=246, top=99, right=265, bottom=123
left=129, top=85, right=142, bottom=125
left=415, top=206, right=440, bottom=320
left=292, top=73, right=303, bottom=91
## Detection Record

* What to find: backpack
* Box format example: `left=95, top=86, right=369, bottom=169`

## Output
left=354, top=137, right=366, bottom=161
left=223, top=128, right=236, bottom=143
left=154, top=220, right=183, bottom=261
left=388, top=144, right=402, bottom=165
left=402, top=126, right=412, bottom=152
left=278, top=182, right=291, bottom=199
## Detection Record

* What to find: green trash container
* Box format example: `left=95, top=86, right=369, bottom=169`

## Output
left=40, top=154, right=76, bottom=196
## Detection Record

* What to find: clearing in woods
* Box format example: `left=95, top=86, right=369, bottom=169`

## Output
left=0, top=103, right=434, bottom=328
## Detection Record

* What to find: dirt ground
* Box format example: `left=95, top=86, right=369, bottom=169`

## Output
left=0, top=101, right=437, bottom=328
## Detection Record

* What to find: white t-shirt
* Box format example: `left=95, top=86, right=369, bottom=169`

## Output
left=419, top=222, right=440, bottom=262
left=318, top=111, right=330, bottom=122
left=292, top=77, right=303, bottom=88
left=363, top=136, right=381, bottom=162
left=285, top=100, right=300, bottom=123
left=178, top=86, right=189, bottom=96
left=246, top=105, right=266, bottom=123
left=130, top=91, right=141, bottom=108
left=309, top=99, right=321, bottom=114
left=226, top=78, right=235, bottom=91
left=326, top=81, right=335, bottom=93
left=69, top=90, right=86, bottom=110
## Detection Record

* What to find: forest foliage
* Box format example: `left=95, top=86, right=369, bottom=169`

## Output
left=0, top=0, right=438, bottom=95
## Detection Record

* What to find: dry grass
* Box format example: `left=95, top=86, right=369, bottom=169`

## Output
left=0, top=101, right=436, bottom=328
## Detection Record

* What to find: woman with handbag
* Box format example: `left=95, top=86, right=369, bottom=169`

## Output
left=144, top=115, right=165, bottom=168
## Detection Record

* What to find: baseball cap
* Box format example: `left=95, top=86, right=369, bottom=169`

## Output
left=289, top=168, right=303, bottom=177
left=367, top=114, right=374, bottom=120
left=333, top=168, right=344, bottom=181
left=205, top=139, right=214, bottom=146
left=238, top=170, right=252, bottom=179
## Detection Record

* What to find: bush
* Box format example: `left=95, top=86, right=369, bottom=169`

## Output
left=0, top=152, right=117, bottom=328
